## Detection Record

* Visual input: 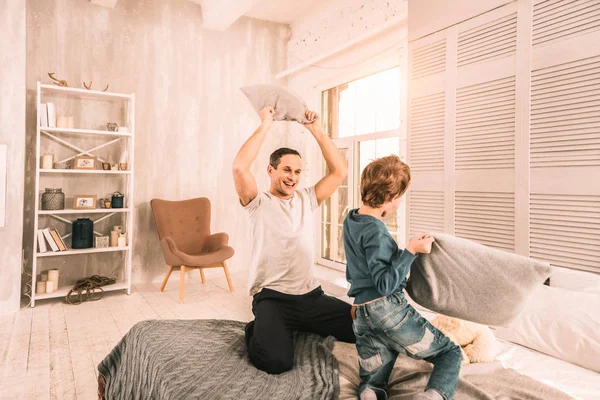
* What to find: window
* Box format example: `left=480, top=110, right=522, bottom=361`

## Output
left=320, top=67, right=406, bottom=271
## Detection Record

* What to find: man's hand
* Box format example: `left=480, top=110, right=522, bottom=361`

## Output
left=406, top=233, right=435, bottom=255
left=233, top=106, right=274, bottom=206
left=260, top=106, right=275, bottom=126
left=303, top=110, right=320, bottom=134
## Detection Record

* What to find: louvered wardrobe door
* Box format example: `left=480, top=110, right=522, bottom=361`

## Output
left=457, top=13, right=517, bottom=67
left=454, top=3, right=518, bottom=252
left=530, top=194, right=600, bottom=271
left=533, top=0, right=600, bottom=47
left=530, top=2, right=600, bottom=272
left=456, top=77, right=516, bottom=171
left=407, top=32, right=447, bottom=237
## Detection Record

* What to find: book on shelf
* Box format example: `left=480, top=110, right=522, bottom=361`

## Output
left=39, top=103, right=48, bottom=128
left=46, top=102, right=56, bottom=128
left=38, top=228, right=67, bottom=252
left=37, top=229, right=48, bottom=253
left=50, top=228, right=67, bottom=251
left=41, top=228, right=59, bottom=252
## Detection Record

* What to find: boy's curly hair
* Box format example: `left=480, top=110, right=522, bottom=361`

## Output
left=360, top=155, right=411, bottom=208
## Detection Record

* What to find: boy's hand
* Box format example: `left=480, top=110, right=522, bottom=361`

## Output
left=406, top=233, right=435, bottom=255
left=259, top=106, right=275, bottom=126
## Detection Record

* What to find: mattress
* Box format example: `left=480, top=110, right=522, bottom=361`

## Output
left=495, top=339, right=600, bottom=400
left=418, top=308, right=600, bottom=400
left=338, top=307, right=600, bottom=400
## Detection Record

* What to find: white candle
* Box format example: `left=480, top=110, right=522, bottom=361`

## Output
left=48, top=269, right=59, bottom=291
left=41, top=154, right=54, bottom=169
left=67, top=116, right=74, bottom=129
left=45, top=280, right=55, bottom=293
left=110, top=230, right=119, bottom=247
left=57, top=116, right=69, bottom=128
left=36, top=281, right=46, bottom=294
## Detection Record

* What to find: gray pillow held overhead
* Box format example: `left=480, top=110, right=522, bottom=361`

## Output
left=241, top=84, right=317, bottom=124
left=406, top=233, right=554, bottom=326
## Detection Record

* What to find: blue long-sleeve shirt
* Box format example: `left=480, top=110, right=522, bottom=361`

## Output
left=343, top=209, right=417, bottom=304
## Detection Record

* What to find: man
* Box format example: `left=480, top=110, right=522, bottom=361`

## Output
left=232, top=106, right=356, bottom=374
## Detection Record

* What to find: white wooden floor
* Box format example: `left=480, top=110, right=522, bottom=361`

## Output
left=0, top=268, right=255, bottom=400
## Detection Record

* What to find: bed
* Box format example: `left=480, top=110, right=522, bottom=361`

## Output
left=97, top=266, right=600, bottom=399
left=335, top=307, right=600, bottom=400
left=494, top=339, right=600, bottom=400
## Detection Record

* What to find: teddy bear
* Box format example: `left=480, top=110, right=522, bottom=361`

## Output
left=431, top=314, right=499, bottom=365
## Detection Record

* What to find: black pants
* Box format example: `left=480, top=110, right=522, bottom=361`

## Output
left=245, top=286, right=356, bottom=374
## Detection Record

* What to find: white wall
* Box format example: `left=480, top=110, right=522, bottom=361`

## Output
left=286, top=0, right=407, bottom=181
left=23, top=0, right=290, bottom=294
left=0, top=1, right=26, bottom=315
left=287, top=0, right=407, bottom=70
left=284, top=0, right=408, bottom=264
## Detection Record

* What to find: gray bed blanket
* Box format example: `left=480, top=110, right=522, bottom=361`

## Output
left=98, top=319, right=339, bottom=400
left=334, top=342, right=574, bottom=400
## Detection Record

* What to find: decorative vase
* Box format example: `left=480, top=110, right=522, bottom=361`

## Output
left=41, top=188, right=65, bottom=210
left=72, top=218, right=94, bottom=249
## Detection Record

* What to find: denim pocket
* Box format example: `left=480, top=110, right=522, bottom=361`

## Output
left=383, top=308, right=435, bottom=357
left=354, top=332, right=383, bottom=372
left=390, top=292, right=407, bottom=306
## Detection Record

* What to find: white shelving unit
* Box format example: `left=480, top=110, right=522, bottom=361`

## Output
left=40, top=127, right=132, bottom=137
left=35, top=281, right=130, bottom=301
left=37, top=247, right=131, bottom=258
left=40, top=169, right=132, bottom=175
left=30, top=82, right=135, bottom=306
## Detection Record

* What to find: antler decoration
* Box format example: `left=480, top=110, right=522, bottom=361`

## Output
left=82, top=81, right=110, bottom=92
left=48, top=72, right=68, bottom=87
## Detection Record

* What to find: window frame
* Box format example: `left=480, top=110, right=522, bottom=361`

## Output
left=314, top=61, right=407, bottom=272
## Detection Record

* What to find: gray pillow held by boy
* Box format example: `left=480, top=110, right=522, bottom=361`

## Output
left=406, top=233, right=554, bottom=326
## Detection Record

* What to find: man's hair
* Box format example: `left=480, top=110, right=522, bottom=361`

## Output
left=269, top=147, right=302, bottom=169
left=360, top=155, right=411, bottom=208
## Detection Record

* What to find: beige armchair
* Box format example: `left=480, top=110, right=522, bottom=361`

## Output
left=150, top=197, right=234, bottom=303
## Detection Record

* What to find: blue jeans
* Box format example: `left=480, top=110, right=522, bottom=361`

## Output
left=353, top=293, right=462, bottom=400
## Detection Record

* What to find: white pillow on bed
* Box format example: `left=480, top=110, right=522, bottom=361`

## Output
left=548, top=267, right=600, bottom=295
left=492, top=285, right=600, bottom=373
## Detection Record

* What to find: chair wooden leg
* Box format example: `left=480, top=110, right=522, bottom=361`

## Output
left=199, top=268, right=206, bottom=284
left=222, top=261, right=234, bottom=292
left=160, top=266, right=174, bottom=292
left=179, top=265, right=186, bottom=303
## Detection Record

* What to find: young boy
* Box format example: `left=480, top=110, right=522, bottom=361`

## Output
left=343, top=155, right=462, bottom=400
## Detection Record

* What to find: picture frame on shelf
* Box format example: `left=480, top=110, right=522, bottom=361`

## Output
left=73, top=194, right=97, bottom=209
left=73, top=155, right=97, bottom=170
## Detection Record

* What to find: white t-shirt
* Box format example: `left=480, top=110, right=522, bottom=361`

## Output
left=244, top=186, right=320, bottom=296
